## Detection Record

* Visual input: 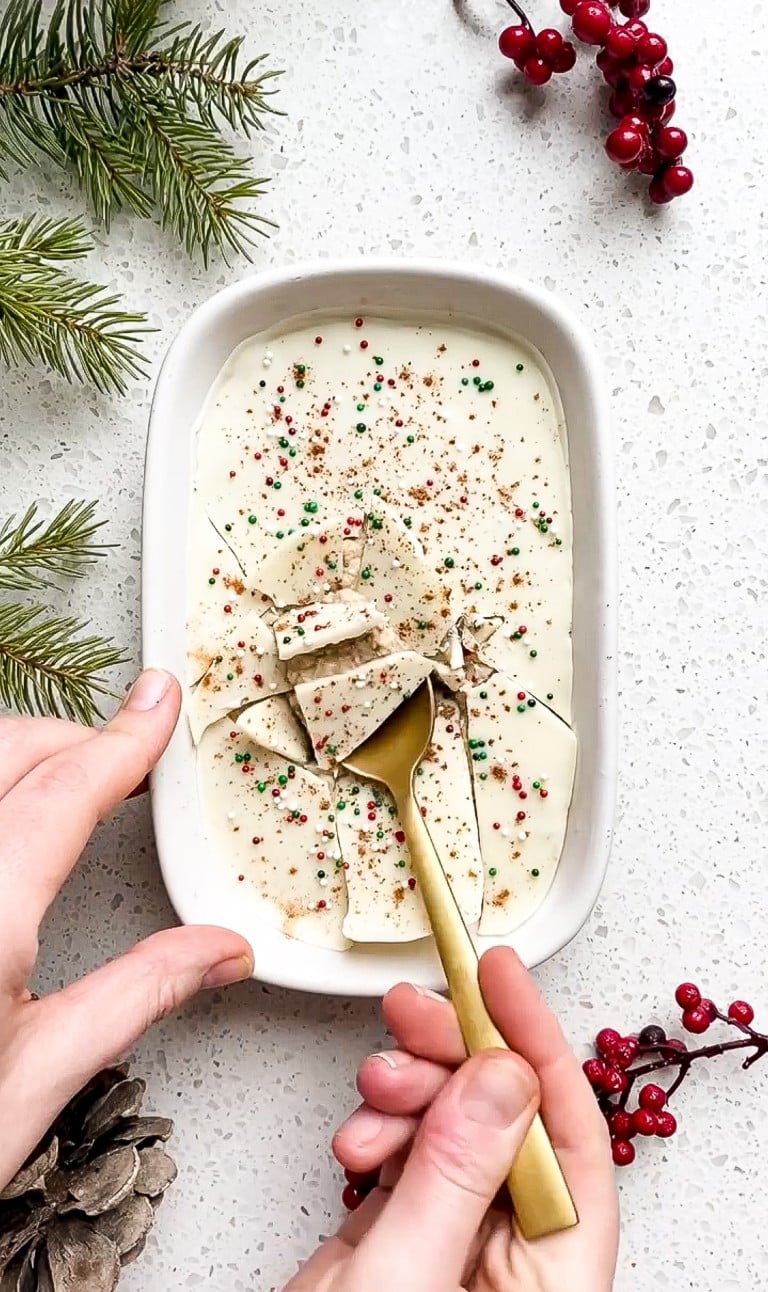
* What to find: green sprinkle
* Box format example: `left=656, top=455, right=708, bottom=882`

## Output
left=296, top=379, right=305, bottom=389
left=354, top=488, right=364, bottom=499
left=273, top=480, right=282, bottom=490
left=350, top=786, right=360, bottom=795
left=533, top=501, right=540, bottom=510
left=373, top=356, right=384, bottom=366
left=326, top=558, right=337, bottom=570
left=397, top=859, right=406, bottom=868
left=257, top=782, right=267, bottom=792
left=416, top=765, right=424, bottom=776
left=406, top=434, right=415, bottom=444
left=468, top=738, right=479, bottom=749
left=243, top=753, right=251, bottom=762
left=444, top=556, right=455, bottom=568
left=295, top=363, right=306, bottom=374
left=489, top=867, right=498, bottom=878
left=546, top=692, right=554, bottom=701
left=374, top=382, right=382, bottom=391
left=461, top=377, right=469, bottom=386
left=208, top=577, right=215, bottom=585
left=327, top=744, right=337, bottom=755
left=357, top=403, right=366, bottom=412
left=361, top=566, right=371, bottom=580
left=226, top=672, right=234, bottom=681
left=336, top=800, right=346, bottom=810
left=278, top=774, right=288, bottom=786
left=282, top=635, right=291, bottom=644
left=248, top=514, right=257, bottom=524
left=517, top=703, right=527, bottom=713
left=510, top=546, right=520, bottom=556
left=479, top=690, right=488, bottom=699
left=555, top=537, right=562, bottom=546
left=529, top=649, right=538, bottom=658
left=532, top=781, right=541, bottom=790
left=279, top=437, right=289, bottom=448
left=376, top=830, right=384, bottom=840
left=275, top=530, right=284, bottom=539
left=478, top=772, right=488, bottom=781
left=335, top=859, right=343, bottom=869
left=303, top=500, right=319, bottom=513
left=288, top=766, right=295, bottom=773
left=373, top=486, right=383, bottom=496
left=317, top=869, right=326, bottom=879
left=539, top=523, right=549, bottom=533
left=403, top=516, right=412, bottom=527
left=299, top=517, right=310, bottom=527
left=353, top=807, right=360, bottom=816
left=474, top=580, right=483, bottom=591
left=473, top=376, right=482, bottom=386
left=297, top=626, right=305, bottom=637
left=356, top=422, right=367, bottom=433
left=234, top=753, right=243, bottom=763
left=527, top=698, right=536, bottom=708
left=279, top=395, right=286, bottom=403
left=516, top=362, right=525, bottom=372
left=531, top=868, right=540, bottom=878
left=224, top=523, right=232, bottom=532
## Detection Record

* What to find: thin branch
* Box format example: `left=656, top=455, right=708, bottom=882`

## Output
left=0, top=500, right=112, bottom=592
left=0, top=601, right=125, bottom=723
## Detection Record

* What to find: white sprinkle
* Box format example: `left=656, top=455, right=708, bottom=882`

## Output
left=378, top=398, right=388, bottom=408
left=456, top=440, right=466, bottom=452
left=332, top=849, right=342, bottom=861
left=518, top=831, right=527, bottom=842
left=540, top=772, right=549, bottom=781
left=262, top=358, right=272, bottom=369
left=289, top=800, right=298, bottom=811
left=315, top=823, right=324, bottom=834
left=363, top=700, right=373, bottom=709
left=391, top=558, right=401, bottom=569
left=227, top=810, right=237, bottom=821
left=501, top=827, right=511, bottom=838
left=319, top=878, right=328, bottom=888
left=269, top=682, right=278, bottom=691
left=306, top=900, right=315, bottom=911
left=264, top=349, right=274, bottom=360
left=390, top=681, right=400, bottom=690
left=236, top=650, right=245, bottom=659
left=343, top=344, right=351, bottom=354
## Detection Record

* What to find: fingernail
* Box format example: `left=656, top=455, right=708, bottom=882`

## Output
left=460, top=1054, right=536, bottom=1129
left=348, top=1109, right=385, bottom=1147
left=413, top=984, right=449, bottom=1003
left=123, top=669, right=173, bottom=712
left=201, top=954, right=253, bottom=990
left=370, top=1051, right=411, bottom=1071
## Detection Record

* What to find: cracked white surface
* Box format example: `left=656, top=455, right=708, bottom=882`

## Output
left=4, top=0, right=768, bottom=1287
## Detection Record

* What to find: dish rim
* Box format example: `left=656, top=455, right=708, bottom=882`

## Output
left=142, top=257, right=617, bottom=997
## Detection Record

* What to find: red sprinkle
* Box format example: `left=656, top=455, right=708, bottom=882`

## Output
left=229, top=470, right=236, bottom=478
left=368, top=812, right=376, bottom=821
left=254, top=452, right=262, bottom=461
left=384, top=593, right=393, bottom=603
left=471, top=358, right=480, bottom=367
left=253, top=674, right=263, bottom=686
left=354, top=317, right=364, bottom=328
left=299, top=814, right=308, bottom=823
left=223, top=604, right=232, bottom=614
left=493, top=822, right=501, bottom=830
left=394, top=830, right=406, bottom=844
left=407, top=877, right=417, bottom=890
left=517, top=692, right=526, bottom=701
left=360, top=340, right=369, bottom=350
left=539, top=789, right=549, bottom=799
left=317, top=899, right=327, bottom=910
left=516, top=811, right=527, bottom=822
left=212, top=567, right=220, bottom=575
left=252, top=837, right=261, bottom=845
left=315, top=335, right=323, bottom=344
left=490, top=555, right=502, bottom=566
left=271, top=788, right=281, bottom=798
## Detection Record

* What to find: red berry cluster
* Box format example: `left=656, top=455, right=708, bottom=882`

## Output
left=584, top=985, right=767, bottom=1168
left=341, top=1167, right=379, bottom=1212
left=497, top=0, right=693, bottom=203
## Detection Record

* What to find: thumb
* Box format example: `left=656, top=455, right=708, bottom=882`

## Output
left=4, top=927, right=252, bottom=1177
left=350, top=1049, right=539, bottom=1290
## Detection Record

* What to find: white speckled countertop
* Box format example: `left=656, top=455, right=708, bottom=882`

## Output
left=4, top=1, right=767, bottom=1287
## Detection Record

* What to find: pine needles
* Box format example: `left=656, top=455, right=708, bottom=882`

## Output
left=0, top=500, right=124, bottom=722
left=0, top=0, right=279, bottom=260
left=0, top=215, right=148, bottom=392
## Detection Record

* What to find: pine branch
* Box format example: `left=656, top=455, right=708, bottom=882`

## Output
left=0, top=601, right=125, bottom=723
left=0, top=500, right=112, bottom=592
left=0, top=215, right=148, bottom=392
left=0, top=0, right=279, bottom=257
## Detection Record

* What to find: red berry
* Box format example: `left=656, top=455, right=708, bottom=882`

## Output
left=654, top=125, right=688, bottom=160
left=341, top=1183, right=362, bottom=1211
left=728, top=1000, right=755, bottom=1026
left=637, top=33, right=668, bottom=67
left=612, top=1139, right=636, bottom=1166
left=682, top=1007, right=711, bottom=1034
left=621, top=1, right=650, bottom=21
left=596, top=1028, right=622, bottom=1057
left=655, top=1111, right=678, bottom=1139
left=637, top=148, right=661, bottom=175
left=605, top=125, right=644, bottom=164
left=552, top=41, right=577, bottom=72
left=583, top=1058, right=606, bottom=1086
left=657, top=55, right=674, bottom=76
left=639, top=1083, right=667, bottom=1112
left=605, top=26, right=636, bottom=60
left=632, top=1108, right=658, bottom=1137
left=662, top=164, right=694, bottom=198
left=560, top=0, right=580, bottom=13
left=609, top=1110, right=635, bottom=1140
left=572, top=1, right=612, bottom=45
left=666, top=1037, right=688, bottom=1053
left=623, top=113, right=650, bottom=135
left=628, top=63, right=653, bottom=92
left=523, top=56, right=554, bottom=85
left=608, top=87, right=636, bottom=118
left=601, top=1067, right=628, bottom=1095
left=675, top=982, right=702, bottom=1009
left=536, top=28, right=564, bottom=59
left=612, top=1038, right=639, bottom=1069
left=499, top=25, right=535, bottom=63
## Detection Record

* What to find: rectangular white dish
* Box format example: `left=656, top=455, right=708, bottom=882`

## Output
left=142, top=260, right=616, bottom=996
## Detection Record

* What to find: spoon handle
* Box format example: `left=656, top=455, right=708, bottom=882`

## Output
left=398, top=789, right=578, bottom=1241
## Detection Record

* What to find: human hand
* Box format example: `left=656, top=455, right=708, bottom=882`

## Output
left=0, top=669, right=253, bottom=1191
left=286, top=948, right=618, bottom=1291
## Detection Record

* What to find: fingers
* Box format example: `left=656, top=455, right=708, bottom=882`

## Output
left=0, top=714, right=93, bottom=798
left=348, top=1050, right=539, bottom=1289
left=357, top=1050, right=453, bottom=1116
left=3, top=925, right=252, bottom=1180
left=332, top=1102, right=418, bottom=1175
left=0, top=669, right=180, bottom=937
left=383, top=983, right=465, bottom=1065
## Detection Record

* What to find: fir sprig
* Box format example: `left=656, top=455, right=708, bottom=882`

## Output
left=0, top=0, right=279, bottom=262
left=0, top=214, right=148, bottom=392
left=0, top=499, right=112, bottom=592
left=0, top=601, right=125, bottom=723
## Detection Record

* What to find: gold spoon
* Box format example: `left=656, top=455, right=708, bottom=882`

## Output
left=343, top=677, right=578, bottom=1241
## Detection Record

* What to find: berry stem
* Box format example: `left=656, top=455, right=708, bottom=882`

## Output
left=503, top=0, right=534, bottom=31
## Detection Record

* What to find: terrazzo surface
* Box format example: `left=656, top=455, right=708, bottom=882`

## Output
left=2, top=0, right=767, bottom=1287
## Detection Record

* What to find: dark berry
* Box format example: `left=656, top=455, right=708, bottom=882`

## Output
left=638, top=1024, right=668, bottom=1047
left=654, top=125, right=688, bottom=160
left=605, top=125, right=644, bottom=164
left=595, top=1028, right=622, bottom=1057
left=552, top=41, right=577, bottom=72
left=536, top=29, right=564, bottom=59
left=583, top=1058, right=606, bottom=1086
left=682, top=1007, right=711, bottom=1034
left=666, top=1038, right=688, bottom=1053
left=643, top=75, right=677, bottom=106
left=612, top=1139, right=636, bottom=1166
left=636, top=32, right=668, bottom=67
left=601, top=1067, right=628, bottom=1095
left=728, top=1000, right=755, bottom=1026
left=675, top=982, right=701, bottom=1009
left=620, top=0, right=650, bottom=18
left=341, top=1183, right=363, bottom=1211
left=523, top=56, right=554, bottom=85
left=609, top=1110, right=636, bottom=1140
left=613, top=1038, right=639, bottom=1070
left=632, top=1108, right=658, bottom=1137
left=655, top=1112, right=678, bottom=1139
left=605, top=26, right=636, bottom=60
left=560, top=0, right=580, bottom=13
left=639, top=1083, right=667, bottom=1112
left=699, top=998, right=718, bottom=1021
left=662, top=164, right=694, bottom=198
left=499, top=25, right=535, bottom=63
left=571, top=1, right=612, bottom=44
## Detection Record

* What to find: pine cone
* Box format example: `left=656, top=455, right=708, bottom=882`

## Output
left=0, top=1065, right=176, bottom=1291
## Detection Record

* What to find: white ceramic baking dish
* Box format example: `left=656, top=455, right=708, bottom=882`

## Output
left=143, top=260, right=616, bottom=996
